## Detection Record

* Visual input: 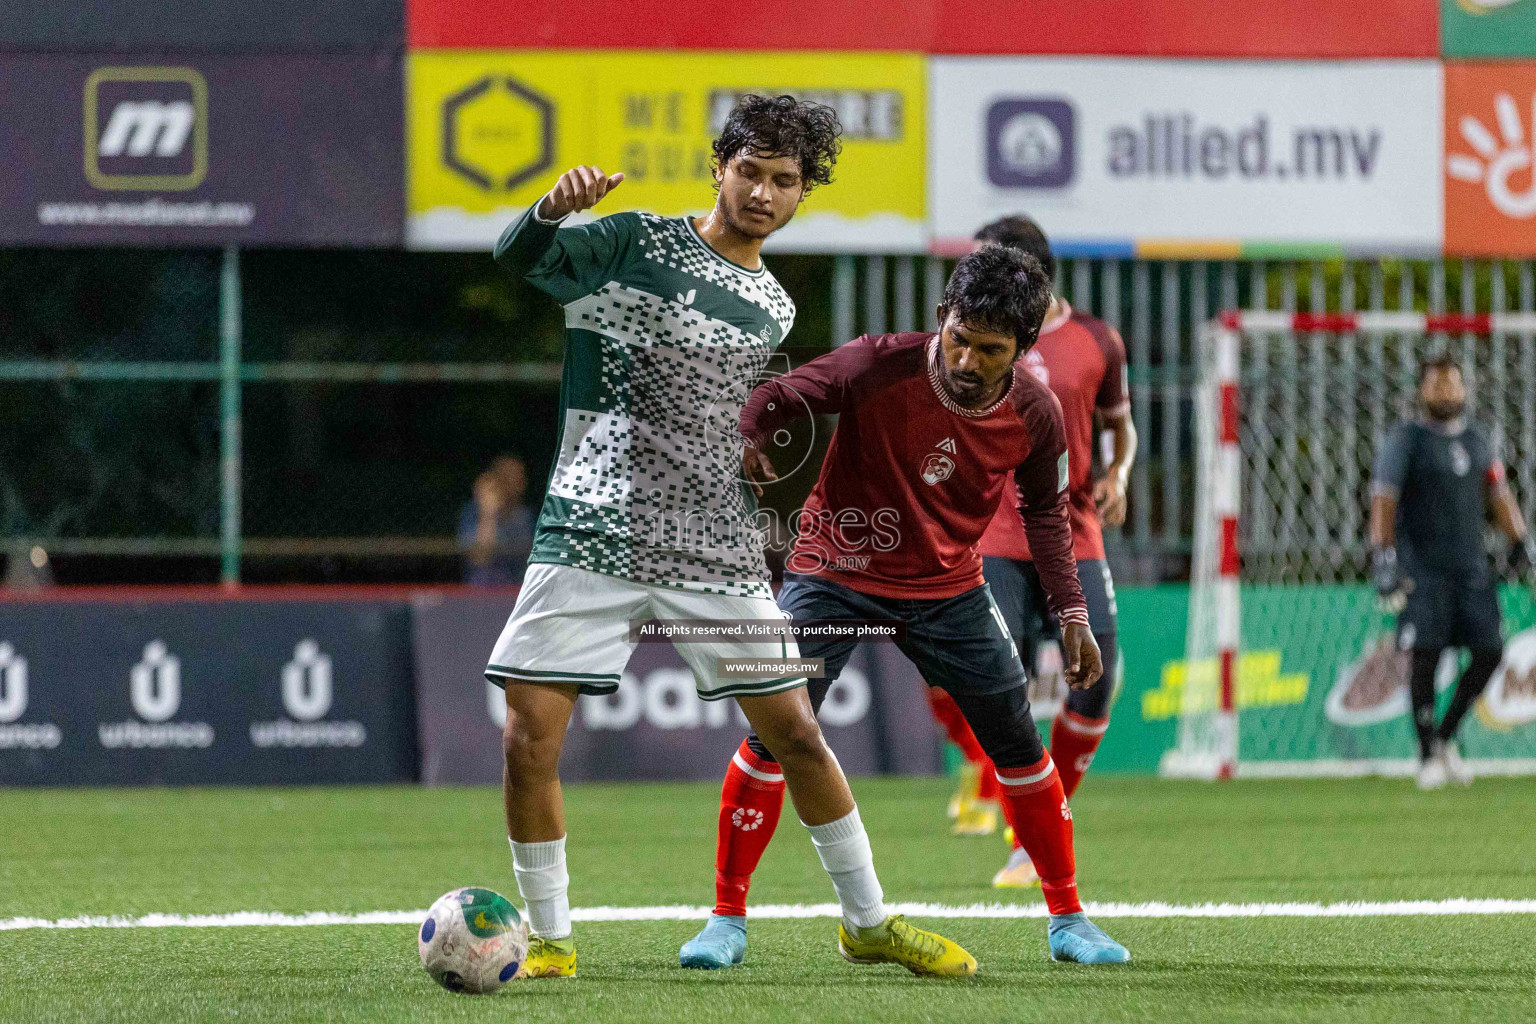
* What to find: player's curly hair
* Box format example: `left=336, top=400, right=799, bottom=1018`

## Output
left=941, top=245, right=1053, bottom=359
left=712, top=94, right=842, bottom=196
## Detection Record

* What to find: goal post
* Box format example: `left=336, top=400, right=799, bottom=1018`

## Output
left=1164, top=310, right=1536, bottom=780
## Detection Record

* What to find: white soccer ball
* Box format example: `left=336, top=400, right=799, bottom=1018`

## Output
left=418, top=887, right=529, bottom=994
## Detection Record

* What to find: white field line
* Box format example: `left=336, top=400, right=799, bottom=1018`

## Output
left=3, top=899, right=1536, bottom=932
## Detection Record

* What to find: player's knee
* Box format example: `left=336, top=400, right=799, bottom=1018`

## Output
left=1066, top=671, right=1114, bottom=720
left=756, top=712, right=827, bottom=766
left=502, top=712, right=561, bottom=782
left=952, top=687, right=1045, bottom=768
left=744, top=733, right=778, bottom=765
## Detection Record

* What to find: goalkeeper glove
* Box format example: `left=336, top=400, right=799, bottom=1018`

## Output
left=1372, top=546, right=1403, bottom=599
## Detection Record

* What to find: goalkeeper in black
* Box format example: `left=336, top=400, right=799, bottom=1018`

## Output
left=1369, top=353, right=1532, bottom=790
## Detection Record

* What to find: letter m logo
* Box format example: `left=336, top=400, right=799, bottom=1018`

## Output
left=84, top=67, right=208, bottom=191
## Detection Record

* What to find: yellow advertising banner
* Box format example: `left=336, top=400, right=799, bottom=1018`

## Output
left=408, top=49, right=925, bottom=252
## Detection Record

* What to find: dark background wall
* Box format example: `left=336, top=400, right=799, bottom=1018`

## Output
left=0, top=1, right=402, bottom=51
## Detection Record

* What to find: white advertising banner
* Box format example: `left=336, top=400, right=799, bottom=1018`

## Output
left=929, top=58, right=1443, bottom=256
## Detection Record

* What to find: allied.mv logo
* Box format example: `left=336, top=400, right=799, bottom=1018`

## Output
left=987, top=98, right=1075, bottom=189
left=84, top=67, right=208, bottom=191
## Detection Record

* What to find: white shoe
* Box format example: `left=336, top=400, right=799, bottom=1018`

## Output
left=1416, top=756, right=1447, bottom=790
left=1440, top=740, right=1473, bottom=786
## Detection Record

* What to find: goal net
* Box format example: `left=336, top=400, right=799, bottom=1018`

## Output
left=1164, top=311, right=1536, bottom=779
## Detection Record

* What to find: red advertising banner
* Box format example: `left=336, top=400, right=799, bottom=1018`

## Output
left=408, top=0, right=1437, bottom=57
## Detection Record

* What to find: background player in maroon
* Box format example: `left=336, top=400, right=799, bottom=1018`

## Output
left=926, top=216, right=1139, bottom=888
left=679, top=245, right=1130, bottom=970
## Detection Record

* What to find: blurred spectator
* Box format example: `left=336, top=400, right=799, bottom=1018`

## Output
left=457, top=456, right=535, bottom=586
left=3, top=543, right=55, bottom=590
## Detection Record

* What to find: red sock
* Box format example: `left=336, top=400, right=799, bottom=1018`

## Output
left=712, top=739, right=787, bottom=917
left=927, top=687, right=1000, bottom=799
left=996, top=753, right=1082, bottom=915
left=1050, top=711, right=1109, bottom=799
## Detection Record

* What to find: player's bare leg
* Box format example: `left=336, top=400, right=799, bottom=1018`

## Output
left=681, top=687, right=977, bottom=977
left=502, top=681, right=580, bottom=977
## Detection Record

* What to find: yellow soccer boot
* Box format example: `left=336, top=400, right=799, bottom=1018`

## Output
left=838, top=915, right=977, bottom=978
left=518, top=935, right=576, bottom=978
left=947, top=762, right=979, bottom=820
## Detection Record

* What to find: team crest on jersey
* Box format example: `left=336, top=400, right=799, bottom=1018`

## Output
left=1449, top=440, right=1470, bottom=477
left=921, top=452, right=955, bottom=485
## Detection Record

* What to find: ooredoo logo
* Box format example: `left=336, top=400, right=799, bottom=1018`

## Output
left=1444, top=65, right=1536, bottom=254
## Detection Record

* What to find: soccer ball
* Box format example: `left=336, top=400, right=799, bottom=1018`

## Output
left=418, top=887, right=528, bottom=994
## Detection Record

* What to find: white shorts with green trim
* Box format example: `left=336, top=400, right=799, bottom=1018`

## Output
left=485, top=562, right=808, bottom=701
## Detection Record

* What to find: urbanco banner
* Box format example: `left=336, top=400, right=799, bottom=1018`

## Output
left=929, top=58, right=1443, bottom=257
left=0, top=600, right=417, bottom=786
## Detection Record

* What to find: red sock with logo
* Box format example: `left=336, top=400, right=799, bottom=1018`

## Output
left=713, top=738, right=787, bottom=917
left=996, top=753, right=1082, bottom=914
left=1050, top=711, right=1110, bottom=799
left=927, top=687, right=1000, bottom=800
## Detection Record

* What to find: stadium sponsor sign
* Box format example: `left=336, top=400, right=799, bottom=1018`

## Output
left=0, top=53, right=403, bottom=246
left=407, top=50, right=925, bottom=252
left=408, top=0, right=1436, bottom=58
left=1442, top=0, right=1536, bottom=57
left=1443, top=62, right=1536, bottom=254
left=928, top=58, right=1443, bottom=257
left=0, top=601, right=416, bottom=786
left=411, top=593, right=941, bottom=785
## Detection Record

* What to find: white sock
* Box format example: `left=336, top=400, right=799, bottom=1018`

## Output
left=510, top=836, right=572, bottom=940
left=805, top=807, right=888, bottom=931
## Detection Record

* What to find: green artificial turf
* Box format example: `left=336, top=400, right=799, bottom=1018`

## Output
left=2, top=775, right=1534, bottom=1023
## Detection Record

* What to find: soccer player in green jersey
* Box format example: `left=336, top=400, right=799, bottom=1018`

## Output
left=487, top=95, right=976, bottom=979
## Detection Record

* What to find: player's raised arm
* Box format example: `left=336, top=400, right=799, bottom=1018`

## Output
left=492, top=166, right=632, bottom=304
left=1014, top=387, right=1099, bottom=689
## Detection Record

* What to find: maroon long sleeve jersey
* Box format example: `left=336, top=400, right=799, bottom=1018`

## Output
left=740, top=332, right=1089, bottom=626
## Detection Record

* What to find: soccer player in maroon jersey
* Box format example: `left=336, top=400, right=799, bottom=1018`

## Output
left=679, top=244, right=1131, bottom=969
left=928, top=215, right=1139, bottom=889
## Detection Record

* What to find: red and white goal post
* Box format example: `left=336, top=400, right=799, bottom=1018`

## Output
left=1163, top=311, right=1536, bottom=780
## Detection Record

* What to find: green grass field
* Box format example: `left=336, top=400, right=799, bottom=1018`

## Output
left=3, top=775, right=1534, bottom=1023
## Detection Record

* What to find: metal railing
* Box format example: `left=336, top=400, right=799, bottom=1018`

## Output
left=7, top=252, right=1536, bottom=583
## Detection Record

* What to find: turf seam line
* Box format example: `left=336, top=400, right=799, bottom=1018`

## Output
left=5, top=898, right=1536, bottom=931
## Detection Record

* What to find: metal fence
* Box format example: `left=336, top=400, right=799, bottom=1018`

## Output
left=5, top=252, right=1534, bottom=584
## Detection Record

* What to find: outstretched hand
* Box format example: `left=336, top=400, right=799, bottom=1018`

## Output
left=537, top=166, right=625, bottom=221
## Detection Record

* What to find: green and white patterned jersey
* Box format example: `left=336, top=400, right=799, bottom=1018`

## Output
left=494, top=207, right=795, bottom=598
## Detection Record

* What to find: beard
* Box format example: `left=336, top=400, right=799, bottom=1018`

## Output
left=940, top=362, right=992, bottom=406
left=1425, top=398, right=1466, bottom=421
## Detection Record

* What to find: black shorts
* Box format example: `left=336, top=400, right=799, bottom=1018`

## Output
left=1397, top=572, right=1503, bottom=653
left=776, top=572, right=1027, bottom=698
left=983, top=556, right=1119, bottom=719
